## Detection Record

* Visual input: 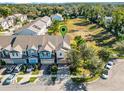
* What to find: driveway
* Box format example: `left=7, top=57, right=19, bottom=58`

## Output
left=87, top=59, right=124, bottom=91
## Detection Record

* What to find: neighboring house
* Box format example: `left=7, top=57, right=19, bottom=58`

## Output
left=104, top=16, right=113, bottom=25
left=51, top=13, right=64, bottom=21
left=14, top=14, right=27, bottom=22
left=16, top=16, right=52, bottom=35
left=0, top=14, right=27, bottom=30
left=41, top=16, right=52, bottom=27
left=16, top=20, right=47, bottom=35
left=0, top=16, right=15, bottom=30
left=0, top=35, right=70, bottom=65
left=0, top=19, right=9, bottom=30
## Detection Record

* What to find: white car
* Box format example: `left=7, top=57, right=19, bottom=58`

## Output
left=2, top=74, right=16, bottom=85
left=102, top=70, right=109, bottom=79
left=105, top=61, right=113, bottom=69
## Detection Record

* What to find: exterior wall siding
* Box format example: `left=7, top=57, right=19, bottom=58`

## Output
left=12, top=59, right=27, bottom=64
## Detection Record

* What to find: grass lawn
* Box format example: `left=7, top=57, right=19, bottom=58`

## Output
left=32, top=70, right=40, bottom=75
left=17, top=77, right=23, bottom=83
left=65, top=18, right=103, bottom=42
left=64, top=18, right=116, bottom=48
left=18, top=71, right=25, bottom=75
left=85, top=74, right=100, bottom=82
left=0, top=77, right=2, bottom=81
left=29, top=77, right=37, bottom=83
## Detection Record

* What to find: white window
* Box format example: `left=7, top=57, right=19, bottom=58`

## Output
left=57, top=50, right=64, bottom=58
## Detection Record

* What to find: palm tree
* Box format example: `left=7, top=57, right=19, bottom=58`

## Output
left=74, top=36, right=86, bottom=48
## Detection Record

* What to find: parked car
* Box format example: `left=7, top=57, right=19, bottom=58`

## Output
left=105, top=61, right=113, bottom=69
left=2, top=74, right=16, bottom=85
left=26, top=65, right=34, bottom=73
left=5, top=65, right=16, bottom=74
left=101, top=70, right=109, bottom=79
left=44, top=65, right=51, bottom=75
left=13, top=64, right=23, bottom=73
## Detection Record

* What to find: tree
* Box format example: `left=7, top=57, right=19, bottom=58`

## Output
left=50, top=64, right=58, bottom=85
left=79, top=44, right=95, bottom=62
left=0, top=7, right=12, bottom=17
left=67, top=43, right=103, bottom=83
left=108, top=7, right=124, bottom=38
left=113, top=40, right=124, bottom=56
left=98, top=48, right=111, bottom=63
left=48, top=20, right=64, bottom=35
left=67, top=49, right=81, bottom=67
left=74, top=36, right=86, bottom=48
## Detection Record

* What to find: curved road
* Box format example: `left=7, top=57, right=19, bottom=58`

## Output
left=87, top=59, right=124, bottom=91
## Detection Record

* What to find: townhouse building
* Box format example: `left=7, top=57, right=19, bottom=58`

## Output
left=0, top=35, right=71, bottom=65
left=14, top=14, right=27, bottom=22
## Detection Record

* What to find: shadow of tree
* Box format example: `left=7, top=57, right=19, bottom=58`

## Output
left=64, top=79, right=87, bottom=91
left=92, top=30, right=116, bottom=47
left=89, top=25, right=97, bottom=30
left=69, top=30, right=79, bottom=33
left=73, top=21, right=90, bottom=26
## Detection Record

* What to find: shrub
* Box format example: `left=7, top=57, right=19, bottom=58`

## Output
left=17, top=77, right=23, bottom=83
left=29, top=77, right=37, bottom=83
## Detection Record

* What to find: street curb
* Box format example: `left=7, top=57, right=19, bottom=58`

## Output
left=86, top=77, right=100, bottom=84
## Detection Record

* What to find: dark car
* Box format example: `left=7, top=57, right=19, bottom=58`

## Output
left=5, top=65, right=16, bottom=74
left=26, top=65, right=34, bottom=73
left=43, top=65, right=51, bottom=75
left=2, top=74, right=16, bottom=85
left=13, top=64, right=22, bottom=73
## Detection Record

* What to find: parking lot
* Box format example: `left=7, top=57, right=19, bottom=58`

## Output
left=0, top=59, right=124, bottom=91
left=0, top=64, right=44, bottom=86
left=0, top=64, right=70, bottom=91
left=87, top=59, right=124, bottom=91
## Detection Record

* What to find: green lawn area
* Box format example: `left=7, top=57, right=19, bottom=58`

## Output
left=29, top=77, right=37, bottom=83
left=32, top=70, right=40, bottom=75
left=18, top=71, right=25, bottom=75
left=65, top=18, right=103, bottom=43
left=17, top=77, right=23, bottom=83
left=85, top=74, right=100, bottom=82
left=65, top=18, right=116, bottom=48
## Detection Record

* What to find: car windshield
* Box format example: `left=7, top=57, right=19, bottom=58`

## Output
left=8, top=75, right=14, bottom=79
left=104, top=70, right=108, bottom=75
left=108, top=63, right=112, bottom=66
left=7, top=78, right=11, bottom=81
left=7, top=69, right=11, bottom=71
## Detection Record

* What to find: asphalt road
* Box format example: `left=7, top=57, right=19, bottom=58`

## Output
left=87, top=59, right=124, bottom=91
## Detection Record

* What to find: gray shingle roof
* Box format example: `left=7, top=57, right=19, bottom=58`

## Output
left=15, top=16, right=51, bottom=35
left=0, top=35, right=70, bottom=51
